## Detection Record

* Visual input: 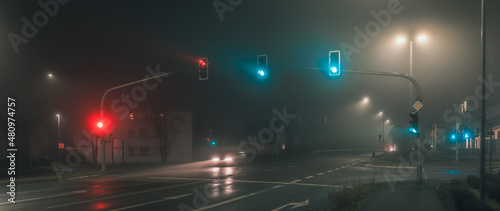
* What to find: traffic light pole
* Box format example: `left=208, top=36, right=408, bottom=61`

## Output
left=99, top=66, right=196, bottom=119
left=342, top=69, right=423, bottom=182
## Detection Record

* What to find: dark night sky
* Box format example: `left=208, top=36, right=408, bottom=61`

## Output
left=1, top=0, right=499, bottom=149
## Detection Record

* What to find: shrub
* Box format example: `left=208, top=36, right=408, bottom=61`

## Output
left=467, top=175, right=480, bottom=189
left=329, top=177, right=377, bottom=210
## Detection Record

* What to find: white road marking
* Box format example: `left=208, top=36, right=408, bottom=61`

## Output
left=341, top=166, right=346, bottom=168
left=109, top=193, right=194, bottom=211
left=304, top=176, right=314, bottom=179
left=46, top=181, right=204, bottom=209
left=17, top=184, right=88, bottom=194
left=335, top=168, right=340, bottom=170
left=272, top=199, right=309, bottom=211
left=317, top=173, right=324, bottom=175
left=193, top=189, right=270, bottom=211
left=272, top=185, right=284, bottom=189
left=0, top=190, right=87, bottom=205
left=290, top=180, right=301, bottom=183
left=264, top=168, right=278, bottom=172
left=327, top=170, right=333, bottom=173
left=346, top=165, right=351, bottom=167
left=147, top=177, right=343, bottom=188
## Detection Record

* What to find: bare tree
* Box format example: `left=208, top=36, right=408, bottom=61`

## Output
left=155, top=112, right=184, bottom=164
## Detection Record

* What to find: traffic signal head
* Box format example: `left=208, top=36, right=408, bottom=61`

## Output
left=97, top=122, right=103, bottom=128
left=449, top=132, right=457, bottom=141
left=328, top=50, right=341, bottom=76
left=210, top=140, right=216, bottom=146
left=198, top=58, right=208, bottom=80
left=409, top=112, right=418, bottom=134
left=462, top=129, right=472, bottom=140
left=257, top=55, right=268, bottom=79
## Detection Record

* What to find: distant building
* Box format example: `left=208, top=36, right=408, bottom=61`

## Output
left=72, top=110, right=193, bottom=164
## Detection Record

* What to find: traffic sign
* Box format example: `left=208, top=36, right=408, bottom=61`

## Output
left=413, top=101, right=423, bottom=111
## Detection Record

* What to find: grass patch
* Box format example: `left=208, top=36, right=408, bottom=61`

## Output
left=328, top=177, right=378, bottom=211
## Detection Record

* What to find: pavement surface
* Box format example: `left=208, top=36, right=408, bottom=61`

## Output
left=0, top=151, right=489, bottom=211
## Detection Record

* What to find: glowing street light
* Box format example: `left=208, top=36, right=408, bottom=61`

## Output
left=363, top=97, right=369, bottom=103
left=396, top=36, right=406, bottom=44
left=417, top=34, right=428, bottom=42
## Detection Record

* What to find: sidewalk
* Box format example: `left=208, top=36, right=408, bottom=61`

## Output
left=361, top=180, right=445, bottom=211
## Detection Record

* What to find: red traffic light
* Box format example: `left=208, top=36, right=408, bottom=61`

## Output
left=97, top=122, right=103, bottom=128
left=198, top=59, right=207, bottom=68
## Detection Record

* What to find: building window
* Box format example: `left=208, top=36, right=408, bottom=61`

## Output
left=139, top=128, right=147, bottom=137
left=128, top=113, right=134, bottom=120
left=128, top=129, right=134, bottom=138
left=140, top=147, right=149, bottom=156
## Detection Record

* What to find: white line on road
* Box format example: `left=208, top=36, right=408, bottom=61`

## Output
left=109, top=193, right=194, bottom=211
left=193, top=189, right=270, bottom=211
left=264, top=168, right=278, bottom=172
left=272, top=185, right=284, bottom=189
left=46, top=181, right=205, bottom=209
left=317, top=173, right=324, bottom=175
left=335, top=168, right=340, bottom=170
left=290, top=180, right=301, bottom=183
left=341, top=166, right=346, bottom=168
left=0, top=190, right=87, bottom=205
left=147, top=177, right=344, bottom=188
left=304, top=176, right=314, bottom=179
left=346, top=165, right=351, bottom=167
left=17, top=184, right=89, bottom=194
left=327, top=170, right=333, bottom=173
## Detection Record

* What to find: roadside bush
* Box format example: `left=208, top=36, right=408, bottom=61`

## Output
left=329, top=177, right=377, bottom=211
left=449, top=179, right=494, bottom=211
left=467, top=175, right=480, bottom=189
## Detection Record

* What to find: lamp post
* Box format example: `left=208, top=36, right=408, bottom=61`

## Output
left=56, top=114, right=61, bottom=163
left=379, top=111, right=385, bottom=153
left=396, top=34, right=427, bottom=111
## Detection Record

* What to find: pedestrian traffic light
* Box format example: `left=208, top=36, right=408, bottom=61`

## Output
left=198, top=57, right=208, bottom=80
left=328, top=50, right=341, bottom=76
left=409, top=112, right=418, bottom=134
left=462, top=128, right=473, bottom=140
left=210, top=140, right=216, bottom=146
left=257, top=54, right=268, bottom=79
left=449, top=132, right=457, bottom=141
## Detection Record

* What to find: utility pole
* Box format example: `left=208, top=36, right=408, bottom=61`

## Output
left=488, top=123, right=492, bottom=173
left=480, top=0, right=486, bottom=201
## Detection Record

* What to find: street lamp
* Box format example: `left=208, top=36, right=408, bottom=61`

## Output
left=378, top=111, right=385, bottom=153
left=363, top=97, right=369, bottom=103
left=56, top=114, right=60, bottom=142
left=56, top=114, right=61, bottom=163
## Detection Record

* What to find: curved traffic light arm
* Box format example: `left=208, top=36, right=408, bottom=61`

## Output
left=100, top=66, right=196, bottom=118
left=343, top=69, right=421, bottom=102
